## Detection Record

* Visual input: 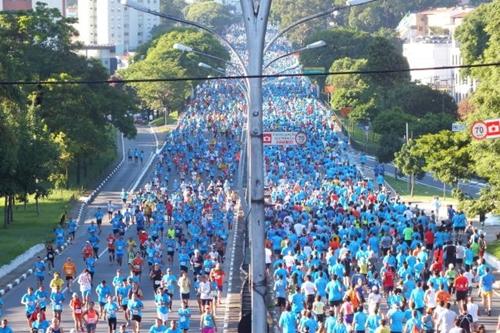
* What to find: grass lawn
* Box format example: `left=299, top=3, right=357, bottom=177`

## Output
left=488, top=240, right=500, bottom=260
left=149, top=111, right=179, bottom=127
left=0, top=190, right=79, bottom=266
left=385, top=175, right=456, bottom=203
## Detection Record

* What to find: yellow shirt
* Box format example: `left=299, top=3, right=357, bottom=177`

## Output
left=375, top=326, right=390, bottom=333
left=49, top=277, right=64, bottom=291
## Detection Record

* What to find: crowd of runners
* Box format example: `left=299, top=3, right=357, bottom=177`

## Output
left=262, top=66, right=497, bottom=333
left=0, top=71, right=248, bottom=333
left=0, top=27, right=498, bottom=333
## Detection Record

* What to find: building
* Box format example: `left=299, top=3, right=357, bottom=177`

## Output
left=76, top=45, right=118, bottom=73
left=77, top=0, right=160, bottom=56
left=398, top=6, right=476, bottom=102
left=0, top=0, right=66, bottom=14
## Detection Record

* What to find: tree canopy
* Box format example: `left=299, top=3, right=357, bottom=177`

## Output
left=184, top=1, right=236, bottom=33
left=0, top=4, right=137, bottom=226
left=122, top=27, right=230, bottom=114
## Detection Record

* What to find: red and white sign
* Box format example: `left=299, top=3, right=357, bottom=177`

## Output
left=263, top=132, right=307, bottom=146
left=471, top=118, right=500, bottom=140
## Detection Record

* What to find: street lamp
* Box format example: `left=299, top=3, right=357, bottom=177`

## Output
left=173, top=43, right=241, bottom=70
left=264, top=40, right=326, bottom=69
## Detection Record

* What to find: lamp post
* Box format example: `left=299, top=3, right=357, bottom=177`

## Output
left=264, top=40, right=326, bottom=70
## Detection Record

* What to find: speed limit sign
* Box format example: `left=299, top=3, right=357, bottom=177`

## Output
left=471, top=121, right=488, bottom=140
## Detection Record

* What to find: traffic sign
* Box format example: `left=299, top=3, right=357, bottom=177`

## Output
left=452, top=122, right=466, bottom=132
left=303, top=67, right=325, bottom=75
left=471, top=118, right=500, bottom=140
left=263, top=132, right=307, bottom=146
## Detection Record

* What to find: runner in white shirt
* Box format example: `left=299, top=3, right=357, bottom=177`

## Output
left=265, top=247, right=272, bottom=273
left=300, top=275, right=317, bottom=309
left=437, top=304, right=457, bottom=333
left=293, top=222, right=305, bottom=236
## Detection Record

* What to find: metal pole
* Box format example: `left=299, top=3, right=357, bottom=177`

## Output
left=240, top=1, right=271, bottom=332
left=406, top=122, right=410, bottom=193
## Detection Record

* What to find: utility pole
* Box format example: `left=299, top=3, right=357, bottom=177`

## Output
left=240, top=1, right=271, bottom=332
left=406, top=122, right=411, bottom=193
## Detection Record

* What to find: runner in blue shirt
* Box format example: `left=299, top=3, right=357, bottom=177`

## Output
left=34, top=257, right=46, bottom=287
left=149, top=318, right=166, bottom=333
left=177, top=303, right=191, bottom=333
left=103, top=296, right=119, bottom=333
left=21, top=287, right=37, bottom=327
left=0, top=319, right=13, bottom=333
left=278, top=304, right=297, bottom=333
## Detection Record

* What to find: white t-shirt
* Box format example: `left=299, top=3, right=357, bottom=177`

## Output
left=463, top=271, right=475, bottom=286
left=301, top=281, right=316, bottom=296
left=293, top=223, right=305, bottom=236
left=467, top=303, right=479, bottom=322
left=284, top=254, right=295, bottom=268
left=265, top=248, right=272, bottom=264
left=199, top=281, right=212, bottom=300
left=438, top=309, right=457, bottom=332
left=448, top=328, right=464, bottom=333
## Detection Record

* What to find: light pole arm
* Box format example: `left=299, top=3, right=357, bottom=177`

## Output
left=263, top=0, right=378, bottom=54
left=121, top=0, right=247, bottom=76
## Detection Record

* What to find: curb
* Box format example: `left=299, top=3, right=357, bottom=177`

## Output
left=0, top=134, right=127, bottom=296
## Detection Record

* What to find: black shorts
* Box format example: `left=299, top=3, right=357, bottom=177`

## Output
left=121, top=305, right=128, bottom=311
left=167, top=251, right=174, bottom=257
left=181, top=293, right=190, bottom=300
left=330, top=300, right=342, bottom=307
left=108, top=248, right=115, bottom=254
left=456, top=290, right=468, bottom=301
left=97, top=219, right=102, bottom=225
left=306, top=294, right=315, bottom=304
left=26, top=312, right=33, bottom=319
left=276, top=297, right=286, bottom=307
left=132, top=315, right=142, bottom=323
left=108, top=318, right=117, bottom=329
left=66, top=275, right=73, bottom=281
left=201, top=299, right=212, bottom=306
left=454, top=226, right=465, bottom=232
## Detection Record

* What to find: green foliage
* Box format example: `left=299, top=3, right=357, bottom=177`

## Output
left=270, top=0, right=333, bottom=45
left=184, top=1, right=235, bottom=33
left=0, top=4, right=137, bottom=226
left=411, top=131, right=474, bottom=187
left=394, top=139, right=426, bottom=196
left=122, top=28, right=229, bottom=113
left=150, top=0, right=187, bottom=36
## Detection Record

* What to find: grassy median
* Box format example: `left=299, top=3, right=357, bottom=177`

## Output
left=0, top=189, right=79, bottom=266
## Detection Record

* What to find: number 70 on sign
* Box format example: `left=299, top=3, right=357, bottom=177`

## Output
left=471, top=118, right=500, bottom=140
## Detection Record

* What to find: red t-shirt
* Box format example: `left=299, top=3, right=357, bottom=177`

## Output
left=454, top=275, right=469, bottom=291
left=424, top=231, right=435, bottom=245
left=383, top=270, right=394, bottom=287
left=210, top=269, right=225, bottom=287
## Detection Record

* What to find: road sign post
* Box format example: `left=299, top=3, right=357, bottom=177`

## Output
left=471, top=118, right=500, bottom=140
left=263, top=132, right=307, bottom=146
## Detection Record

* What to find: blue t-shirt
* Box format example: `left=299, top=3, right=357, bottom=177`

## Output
left=279, top=311, right=297, bottom=333
left=353, top=311, right=368, bottom=331
left=104, top=302, right=119, bottom=318
left=149, top=325, right=167, bottom=333
left=481, top=273, right=495, bottom=291
left=389, top=309, right=405, bottom=332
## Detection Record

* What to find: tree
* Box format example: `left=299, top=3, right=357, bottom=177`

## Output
left=270, top=0, right=333, bottom=45
left=394, top=139, right=426, bottom=196
left=184, top=1, right=235, bottom=33
left=413, top=131, right=473, bottom=190
left=122, top=28, right=229, bottom=115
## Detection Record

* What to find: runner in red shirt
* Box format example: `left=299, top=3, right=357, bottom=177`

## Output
left=106, top=234, right=115, bottom=263
left=382, top=266, right=395, bottom=296
left=424, top=228, right=435, bottom=250
left=209, top=263, right=225, bottom=305
left=454, top=272, right=469, bottom=309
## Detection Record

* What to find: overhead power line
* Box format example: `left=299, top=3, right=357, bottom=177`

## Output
left=0, top=62, right=498, bottom=86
